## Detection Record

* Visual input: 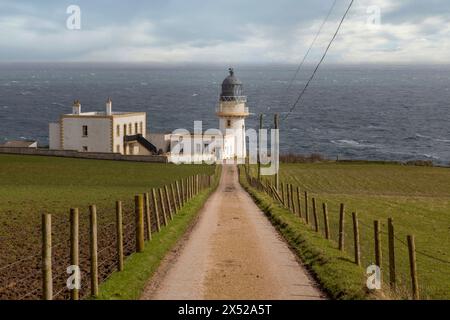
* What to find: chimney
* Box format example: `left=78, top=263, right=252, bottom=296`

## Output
left=106, top=97, right=112, bottom=116
left=73, top=100, right=81, bottom=115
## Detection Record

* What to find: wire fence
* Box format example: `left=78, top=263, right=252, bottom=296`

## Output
left=0, top=170, right=218, bottom=300
left=242, top=165, right=450, bottom=300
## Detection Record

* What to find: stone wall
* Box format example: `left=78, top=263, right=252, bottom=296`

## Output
left=0, top=147, right=168, bottom=163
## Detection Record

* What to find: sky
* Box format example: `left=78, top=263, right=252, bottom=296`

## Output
left=0, top=0, right=449, bottom=64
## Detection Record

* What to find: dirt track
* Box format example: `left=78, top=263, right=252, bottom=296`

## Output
left=141, top=165, right=325, bottom=300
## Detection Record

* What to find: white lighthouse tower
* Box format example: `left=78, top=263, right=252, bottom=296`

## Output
left=216, top=68, right=250, bottom=162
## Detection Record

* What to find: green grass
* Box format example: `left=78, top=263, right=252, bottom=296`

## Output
left=97, top=167, right=221, bottom=300
left=254, top=162, right=450, bottom=299
left=0, top=154, right=215, bottom=264
left=239, top=167, right=376, bottom=300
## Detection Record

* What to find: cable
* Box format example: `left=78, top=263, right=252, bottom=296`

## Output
left=285, top=0, right=338, bottom=95
left=282, top=0, right=354, bottom=121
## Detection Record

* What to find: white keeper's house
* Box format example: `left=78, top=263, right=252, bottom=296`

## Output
left=49, top=68, right=250, bottom=162
left=49, top=98, right=156, bottom=155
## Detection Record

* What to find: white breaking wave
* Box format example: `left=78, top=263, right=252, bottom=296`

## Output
left=331, top=139, right=379, bottom=149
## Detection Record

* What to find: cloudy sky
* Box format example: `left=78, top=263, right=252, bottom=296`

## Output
left=0, top=0, right=449, bottom=64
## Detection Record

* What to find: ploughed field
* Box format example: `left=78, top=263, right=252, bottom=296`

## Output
left=272, top=162, right=450, bottom=299
left=0, top=154, right=214, bottom=300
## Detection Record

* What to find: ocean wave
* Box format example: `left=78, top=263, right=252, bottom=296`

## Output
left=416, top=133, right=450, bottom=143
left=331, top=139, right=379, bottom=149
left=423, top=154, right=440, bottom=159
left=415, top=133, right=432, bottom=139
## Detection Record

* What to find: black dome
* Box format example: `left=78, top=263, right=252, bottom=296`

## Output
left=220, top=68, right=244, bottom=101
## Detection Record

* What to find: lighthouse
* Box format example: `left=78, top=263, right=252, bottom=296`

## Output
left=216, top=68, right=250, bottom=161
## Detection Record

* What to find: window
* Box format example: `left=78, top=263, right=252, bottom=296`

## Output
left=128, top=124, right=132, bottom=135
left=116, top=125, right=120, bottom=137
left=82, top=146, right=88, bottom=152
left=227, top=120, right=231, bottom=128
left=123, top=124, right=127, bottom=136
left=139, top=122, right=143, bottom=134
left=135, top=123, right=138, bottom=134
left=82, top=125, right=88, bottom=137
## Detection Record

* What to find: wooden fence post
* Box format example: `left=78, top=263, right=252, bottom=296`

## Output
left=144, top=193, right=152, bottom=241
left=312, top=198, right=319, bottom=232
left=89, top=205, right=99, bottom=297
left=286, top=184, right=291, bottom=210
left=196, top=174, right=199, bottom=195
left=281, top=184, right=285, bottom=206
left=187, top=177, right=191, bottom=200
left=151, top=189, right=161, bottom=232
left=257, top=114, right=262, bottom=182
left=407, top=235, right=419, bottom=300
left=289, top=184, right=297, bottom=214
left=352, top=212, right=360, bottom=266
left=42, top=213, right=53, bottom=300
left=323, top=203, right=330, bottom=240
left=192, top=175, right=196, bottom=196
left=374, top=220, right=382, bottom=279
left=181, top=179, right=186, bottom=205
left=338, top=203, right=345, bottom=251
left=273, top=114, right=279, bottom=191
left=304, top=192, right=309, bottom=224
left=164, top=185, right=174, bottom=220
left=159, top=188, right=168, bottom=226
left=135, top=195, right=145, bottom=253
left=70, top=208, right=79, bottom=300
left=176, top=180, right=182, bottom=209
left=296, top=187, right=302, bottom=218
left=116, top=201, right=124, bottom=272
left=388, top=218, right=396, bottom=290
left=171, top=183, right=178, bottom=213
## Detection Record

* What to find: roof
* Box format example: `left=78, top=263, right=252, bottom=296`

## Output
left=222, top=68, right=242, bottom=86
left=1, top=140, right=37, bottom=148
left=221, top=68, right=245, bottom=100
left=63, top=111, right=146, bottom=118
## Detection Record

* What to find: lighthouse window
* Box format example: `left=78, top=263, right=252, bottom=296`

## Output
left=227, top=120, right=231, bottom=128
left=135, top=123, right=138, bottom=134
left=123, top=124, right=127, bottom=136
left=116, top=125, right=120, bottom=137
left=128, top=123, right=132, bottom=135
left=140, top=122, right=143, bottom=134
left=82, top=125, right=88, bottom=137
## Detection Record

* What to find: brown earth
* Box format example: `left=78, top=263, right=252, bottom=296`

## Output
left=142, top=165, right=326, bottom=300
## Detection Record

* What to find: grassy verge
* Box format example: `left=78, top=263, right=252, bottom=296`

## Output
left=96, top=167, right=221, bottom=300
left=239, top=167, right=378, bottom=300
left=257, top=163, right=450, bottom=299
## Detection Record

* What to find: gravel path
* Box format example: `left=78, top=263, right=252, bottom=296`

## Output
left=141, top=165, right=326, bottom=300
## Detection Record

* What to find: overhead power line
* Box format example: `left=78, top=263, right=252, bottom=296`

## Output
left=285, top=0, right=338, bottom=95
left=282, top=0, right=355, bottom=121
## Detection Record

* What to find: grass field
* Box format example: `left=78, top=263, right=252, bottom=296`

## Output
left=259, top=162, right=450, bottom=299
left=0, top=154, right=214, bottom=299
left=0, top=154, right=214, bottom=260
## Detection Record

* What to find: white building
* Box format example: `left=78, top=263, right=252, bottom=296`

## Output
left=151, top=68, right=250, bottom=163
left=48, top=68, right=250, bottom=162
left=49, top=98, right=157, bottom=155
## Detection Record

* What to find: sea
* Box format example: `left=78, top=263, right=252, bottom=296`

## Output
left=0, top=63, right=449, bottom=165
